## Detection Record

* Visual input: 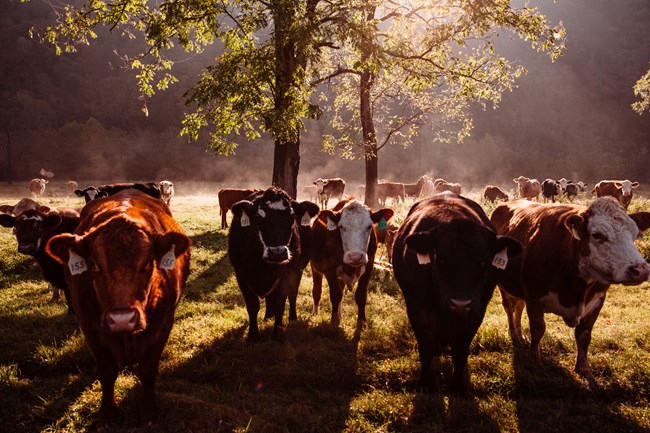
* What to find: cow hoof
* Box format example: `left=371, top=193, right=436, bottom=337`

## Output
left=355, top=319, right=367, bottom=331
left=272, top=326, right=286, bottom=342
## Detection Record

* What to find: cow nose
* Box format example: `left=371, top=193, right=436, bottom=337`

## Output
left=265, top=246, right=290, bottom=263
left=626, top=262, right=650, bottom=283
left=343, top=251, right=368, bottom=267
left=18, top=244, right=35, bottom=254
left=448, top=298, right=472, bottom=314
left=106, top=308, right=141, bottom=333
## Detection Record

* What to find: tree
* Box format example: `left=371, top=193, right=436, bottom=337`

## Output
left=315, top=0, right=565, bottom=207
left=633, top=65, right=650, bottom=114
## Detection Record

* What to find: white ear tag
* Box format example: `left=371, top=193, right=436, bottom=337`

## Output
left=240, top=211, right=250, bottom=227
left=492, top=247, right=508, bottom=270
left=301, top=211, right=311, bottom=226
left=571, top=227, right=581, bottom=240
left=327, top=218, right=337, bottom=231
left=160, top=244, right=176, bottom=270
left=68, top=250, right=87, bottom=275
left=416, top=253, right=431, bottom=265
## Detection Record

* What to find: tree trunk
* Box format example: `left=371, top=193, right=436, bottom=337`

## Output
left=360, top=5, right=378, bottom=208
left=272, top=139, right=300, bottom=198
left=4, top=130, right=12, bottom=185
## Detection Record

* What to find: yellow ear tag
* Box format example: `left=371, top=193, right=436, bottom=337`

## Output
left=240, top=211, right=250, bottom=227
left=160, top=244, right=176, bottom=270
left=301, top=211, right=311, bottom=226
left=492, top=247, right=508, bottom=270
left=68, top=250, right=87, bottom=275
left=416, top=253, right=430, bottom=265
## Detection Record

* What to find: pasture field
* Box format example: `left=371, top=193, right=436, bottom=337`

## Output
left=0, top=181, right=649, bottom=433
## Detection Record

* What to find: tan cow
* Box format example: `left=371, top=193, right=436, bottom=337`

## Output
left=28, top=178, right=48, bottom=197
left=592, top=179, right=639, bottom=210
left=513, top=176, right=541, bottom=200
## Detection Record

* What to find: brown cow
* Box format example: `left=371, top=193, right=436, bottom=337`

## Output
left=482, top=185, right=509, bottom=202
left=314, top=178, right=346, bottom=209
left=433, top=178, right=462, bottom=195
left=217, top=187, right=261, bottom=229
left=491, top=197, right=650, bottom=381
left=592, top=179, right=640, bottom=210
left=0, top=197, right=41, bottom=216
left=419, top=177, right=435, bottom=198
left=377, top=181, right=406, bottom=206
left=513, top=176, right=541, bottom=200
left=28, top=178, right=48, bottom=197
left=46, top=189, right=191, bottom=423
left=403, top=176, right=429, bottom=198
left=310, top=199, right=394, bottom=327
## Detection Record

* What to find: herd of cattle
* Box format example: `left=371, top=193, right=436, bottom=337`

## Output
left=1, top=175, right=649, bottom=424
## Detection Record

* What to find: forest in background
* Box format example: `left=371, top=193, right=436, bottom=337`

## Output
left=1, top=0, right=649, bottom=190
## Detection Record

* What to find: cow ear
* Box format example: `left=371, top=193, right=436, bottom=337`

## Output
left=46, top=233, right=83, bottom=265
left=74, top=189, right=84, bottom=197
left=154, top=232, right=191, bottom=263
left=405, top=231, right=434, bottom=255
left=371, top=208, right=394, bottom=225
left=0, top=213, right=16, bottom=228
left=495, top=235, right=522, bottom=259
left=294, top=201, right=320, bottom=226
left=316, top=210, right=338, bottom=230
left=629, top=212, right=650, bottom=233
left=231, top=200, right=254, bottom=227
left=565, top=214, right=587, bottom=240
left=43, top=213, right=63, bottom=229
left=632, top=182, right=640, bottom=188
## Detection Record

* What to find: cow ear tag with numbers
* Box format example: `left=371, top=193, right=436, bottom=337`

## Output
left=301, top=211, right=311, bottom=226
left=160, top=244, right=176, bottom=270
left=68, top=250, right=88, bottom=275
left=240, top=210, right=250, bottom=227
left=492, top=247, right=508, bottom=270
left=378, top=217, right=387, bottom=230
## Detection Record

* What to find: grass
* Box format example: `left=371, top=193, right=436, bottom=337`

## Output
left=0, top=182, right=649, bottom=433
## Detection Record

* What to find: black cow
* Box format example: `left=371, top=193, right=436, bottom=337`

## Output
left=0, top=205, right=80, bottom=314
left=75, top=182, right=161, bottom=203
left=541, top=179, right=561, bottom=203
left=392, top=192, right=522, bottom=392
left=228, top=187, right=319, bottom=341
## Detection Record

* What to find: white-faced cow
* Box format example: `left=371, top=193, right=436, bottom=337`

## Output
left=541, top=179, right=561, bottom=203
left=592, top=179, right=640, bottom=210
left=490, top=197, right=650, bottom=381
left=313, top=178, right=346, bottom=209
left=513, top=176, right=542, bottom=200
left=46, top=189, right=191, bottom=423
left=310, top=199, right=394, bottom=328
left=159, top=180, right=174, bottom=206
left=482, top=185, right=509, bottom=202
left=217, top=187, right=261, bottom=229
left=0, top=205, right=80, bottom=314
left=228, top=187, right=320, bottom=341
left=392, top=192, right=522, bottom=392
left=28, top=178, right=48, bottom=197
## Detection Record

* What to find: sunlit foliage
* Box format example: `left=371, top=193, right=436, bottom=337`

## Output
left=632, top=65, right=650, bottom=114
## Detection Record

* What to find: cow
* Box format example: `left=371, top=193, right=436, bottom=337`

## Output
left=374, top=219, right=399, bottom=263
left=314, top=177, right=346, bottom=209
left=0, top=197, right=41, bottom=216
left=557, top=178, right=571, bottom=192
left=217, top=187, right=261, bottom=229
left=513, top=176, right=542, bottom=200
left=28, top=178, right=48, bottom=197
left=392, top=192, right=522, bottom=392
left=355, top=184, right=366, bottom=200
left=490, top=197, right=650, bottom=381
left=0, top=205, right=80, bottom=314
left=541, top=179, right=561, bottom=203
left=403, top=176, right=429, bottom=198
left=592, top=179, right=640, bottom=210
left=302, top=184, right=319, bottom=202
left=564, top=183, right=580, bottom=200
left=482, top=185, right=509, bottom=202
left=159, top=180, right=174, bottom=206
left=45, top=189, right=191, bottom=423
left=75, top=182, right=162, bottom=203
left=377, top=181, right=406, bottom=206
left=433, top=179, right=462, bottom=195
left=419, top=177, right=435, bottom=198
left=67, top=181, right=79, bottom=195
left=228, top=187, right=319, bottom=341
left=310, top=199, right=394, bottom=327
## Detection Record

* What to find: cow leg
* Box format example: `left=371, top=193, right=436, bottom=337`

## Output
left=574, top=295, right=605, bottom=380
left=263, top=291, right=278, bottom=321
left=326, top=274, right=344, bottom=326
left=499, top=288, right=525, bottom=344
left=353, top=264, right=373, bottom=329
left=271, top=291, right=288, bottom=342
left=241, top=287, right=261, bottom=342
left=138, top=336, right=170, bottom=422
left=525, top=301, right=546, bottom=360
left=95, top=355, right=120, bottom=424
left=220, top=210, right=228, bottom=229
left=60, top=286, right=75, bottom=316
left=450, top=339, right=471, bottom=394
left=50, top=286, right=61, bottom=302
left=311, top=265, right=323, bottom=315
left=286, top=271, right=302, bottom=322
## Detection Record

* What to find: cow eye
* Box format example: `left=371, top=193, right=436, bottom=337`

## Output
left=591, top=232, right=607, bottom=242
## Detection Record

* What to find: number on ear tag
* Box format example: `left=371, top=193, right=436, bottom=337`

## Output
left=327, top=218, right=337, bottom=231
left=492, top=247, right=508, bottom=270
left=301, top=211, right=311, bottom=226
left=240, top=211, right=250, bottom=227
left=160, top=244, right=176, bottom=270
left=378, top=217, right=387, bottom=230
left=416, top=253, right=430, bottom=265
left=68, top=250, right=87, bottom=275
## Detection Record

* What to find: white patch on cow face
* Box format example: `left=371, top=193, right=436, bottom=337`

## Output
left=160, top=181, right=173, bottom=194
left=257, top=208, right=266, bottom=218
left=315, top=179, right=325, bottom=193
left=540, top=291, right=605, bottom=327
left=87, top=189, right=98, bottom=200
left=18, top=214, right=43, bottom=222
left=558, top=178, right=568, bottom=191
left=267, top=200, right=289, bottom=211
left=578, top=199, right=650, bottom=284
left=618, top=180, right=634, bottom=196
left=338, top=201, right=372, bottom=267
left=240, top=210, right=251, bottom=227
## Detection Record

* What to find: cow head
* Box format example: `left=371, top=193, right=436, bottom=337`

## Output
left=318, top=200, right=394, bottom=267
left=557, top=178, right=571, bottom=191
left=564, top=197, right=650, bottom=285
left=231, top=187, right=319, bottom=264
left=405, top=221, right=522, bottom=314
left=159, top=181, right=174, bottom=195
left=0, top=206, right=60, bottom=254
left=75, top=187, right=107, bottom=203
left=313, top=178, right=327, bottom=194
left=576, top=181, right=587, bottom=192
left=46, top=220, right=190, bottom=334
left=614, top=179, right=639, bottom=196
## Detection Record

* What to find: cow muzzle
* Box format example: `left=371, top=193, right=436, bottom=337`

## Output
left=264, top=246, right=291, bottom=264
left=622, top=261, right=650, bottom=285
left=104, top=308, right=143, bottom=333
left=343, top=251, right=368, bottom=267
left=18, top=244, right=36, bottom=254
left=448, top=298, right=472, bottom=314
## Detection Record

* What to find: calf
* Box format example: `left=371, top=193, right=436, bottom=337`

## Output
left=433, top=179, right=462, bottom=195
left=392, top=192, right=521, bottom=392
left=28, top=178, right=48, bottom=197
left=0, top=205, right=80, bottom=314
left=314, top=177, right=346, bottom=209
left=490, top=197, right=650, bottom=380
left=541, top=179, right=561, bottom=203
left=592, top=179, right=639, bottom=210
left=217, top=187, right=261, bottom=229
left=377, top=181, right=406, bottom=206
left=513, top=176, right=542, bottom=200
left=482, top=185, right=509, bottom=202
left=75, top=182, right=162, bottom=203
left=310, top=199, right=394, bottom=327
left=46, top=189, right=191, bottom=423
left=159, top=180, right=174, bottom=206
left=228, top=187, right=319, bottom=341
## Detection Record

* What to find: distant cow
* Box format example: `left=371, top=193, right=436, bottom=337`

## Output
left=433, top=178, right=462, bottom=195
left=302, top=184, right=319, bottom=202
left=392, top=192, right=522, bottom=392
left=592, top=179, right=640, bottom=210
left=314, top=178, right=346, bottom=209
left=403, top=176, right=429, bottom=198
left=217, top=187, right=261, bottom=229
left=310, top=199, right=394, bottom=327
left=513, top=176, right=541, bottom=200
left=564, top=183, right=579, bottom=200
left=355, top=184, right=366, bottom=200
left=75, top=182, right=161, bottom=203
left=159, top=180, right=174, bottom=206
left=482, top=185, right=509, bottom=202
left=541, top=179, right=561, bottom=203
left=228, top=187, right=319, bottom=341
left=28, top=178, right=48, bottom=197
left=0, top=197, right=41, bottom=216
left=377, top=181, right=406, bottom=206
left=66, top=181, right=79, bottom=194
left=374, top=219, right=399, bottom=263
left=419, top=177, right=435, bottom=198
left=491, top=197, right=650, bottom=380
left=0, top=205, right=80, bottom=314
left=46, top=189, right=191, bottom=423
